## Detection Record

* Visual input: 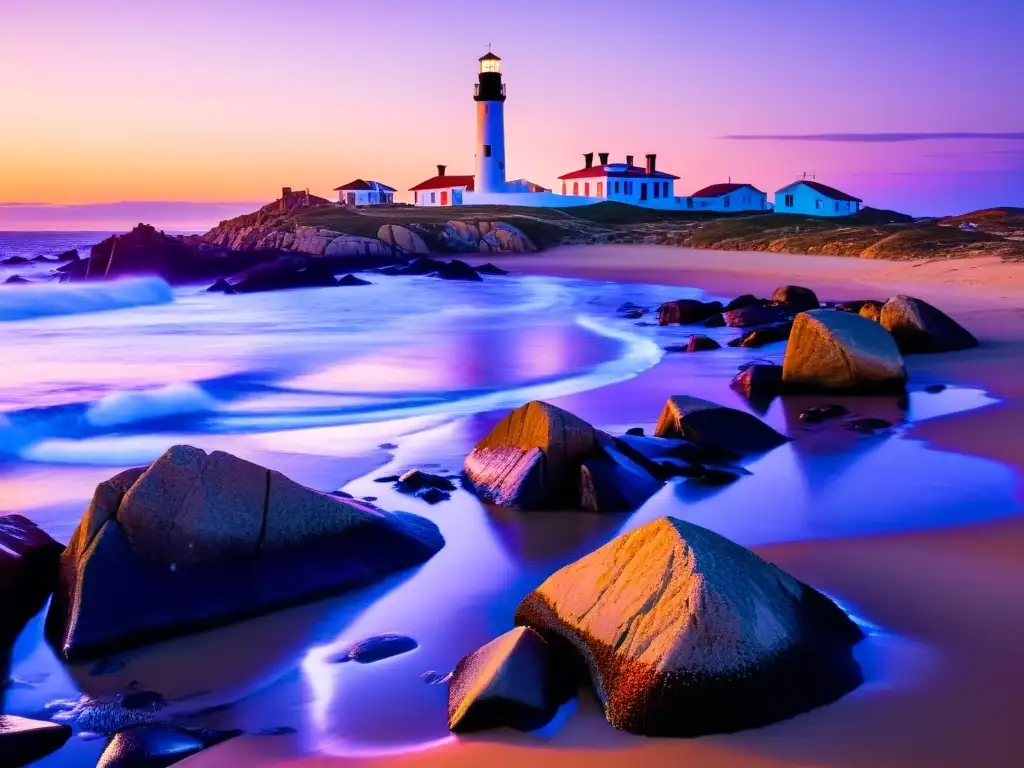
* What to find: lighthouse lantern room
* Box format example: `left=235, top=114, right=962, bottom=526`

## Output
left=474, top=51, right=507, bottom=194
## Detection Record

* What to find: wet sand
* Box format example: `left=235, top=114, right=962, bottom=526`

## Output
left=212, top=247, right=1024, bottom=768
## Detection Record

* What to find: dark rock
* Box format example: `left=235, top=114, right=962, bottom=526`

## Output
left=119, top=691, right=166, bottom=712
left=206, top=278, right=231, bottom=293
left=514, top=516, right=864, bottom=737
left=378, top=443, right=398, bottom=450
left=333, top=634, right=418, bottom=664
left=328, top=490, right=354, bottom=499
left=378, top=265, right=407, bottom=276
left=361, top=496, right=377, bottom=502
left=624, top=309, right=644, bottom=319
left=615, top=433, right=742, bottom=470
left=782, top=310, right=906, bottom=392
left=337, top=274, right=371, bottom=286
left=725, top=294, right=760, bottom=311
left=448, top=627, right=569, bottom=733
left=675, top=335, right=721, bottom=352
left=625, top=427, right=645, bottom=436
left=395, top=469, right=456, bottom=493
left=772, top=285, right=820, bottom=312
left=253, top=726, right=296, bottom=736
left=373, top=475, right=401, bottom=483
left=723, top=305, right=789, bottom=328
left=417, top=488, right=451, bottom=504
left=432, top=259, right=483, bottom=282
left=0, top=255, right=29, bottom=264
left=924, top=383, right=947, bottom=393
left=579, top=447, right=663, bottom=514
left=4, top=275, right=30, bottom=284
left=658, top=299, right=723, bottom=326
left=96, top=724, right=232, bottom=768
left=55, top=249, right=81, bottom=262
left=32, top=255, right=54, bottom=262
left=798, top=405, right=849, bottom=423
left=858, top=300, right=884, bottom=323
left=735, top=322, right=792, bottom=348
left=403, top=257, right=447, bottom=276
left=834, top=300, right=878, bottom=314
left=463, top=401, right=597, bottom=510
left=45, top=447, right=444, bottom=660
left=846, top=418, right=894, bottom=433
left=702, top=313, right=726, bottom=328
left=665, top=463, right=746, bottom=485
left=474, top=263, right=509, bottom=276
left=730, top=364, right=783, bottom=401
left=215, top=255, right=337, bottom=294
left=0, top=715, right=72, bottom=766
left=0, top=515, right=64, bottom=645
left=654, top=395, right=789, bottom=454
left=879, top=295, right=978, bottom=354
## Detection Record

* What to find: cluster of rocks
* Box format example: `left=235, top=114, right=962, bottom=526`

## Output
left=377, top=256, right=508, bottom=282
left=461, top=398, right=786, bottom=514
left=448, top=516, right=864, bottom=736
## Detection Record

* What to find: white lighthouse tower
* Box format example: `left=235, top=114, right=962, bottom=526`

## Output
left=474, top=51, right=507, bottom=193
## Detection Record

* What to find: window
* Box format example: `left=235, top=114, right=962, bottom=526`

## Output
left=614, top=181, right=620, bottom=194
left=624, top=181, right=633, bottom=195
left=483, top=144, right=492, bottom=157
left=573, top=181, right=579, bottom=195
left=663, top=181, right=669, bottom=197
left=835, top=201, right=840, bottom=212
left=584, top=182, right=590, bottom=196
left=653, top=182, right=660, bottom=199
left=815, top=199, right=824, bottom=210
left=414, top=191, right=418, bottom=204
left=640, top=183, right=647, bottom=201
left=561, top=182, right=566, bottom=195
left=430, top=192, right=436, bottom=204
left=724, top=195, right=730, bottom=208
left=784, top=194, right=794, bottom=207
left=687, top=197, right=694, bottom=209
left=597, top=182, right=603, bottom=196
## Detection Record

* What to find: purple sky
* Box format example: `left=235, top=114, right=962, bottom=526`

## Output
left=1, top=0, right=1021, bottom=228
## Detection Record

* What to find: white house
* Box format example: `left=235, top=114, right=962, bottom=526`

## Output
left=686, top=183, right=768, bottom=212
left=333, top=179, right=396, bottom=206
left=774, top=180, right=863, bottom=217
left=409, top=165, right=475, bottom=206
left=557, top=153, right=679, bottom=204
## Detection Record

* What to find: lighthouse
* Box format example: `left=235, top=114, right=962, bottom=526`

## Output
left=474, top=51, right=506, bottom=194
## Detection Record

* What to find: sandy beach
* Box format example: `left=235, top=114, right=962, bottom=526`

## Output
left=244, top=246, right=1024, bottom=768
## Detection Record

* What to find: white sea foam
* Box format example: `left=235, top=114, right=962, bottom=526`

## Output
left=0, top=277, right=173, bottom=322
left=85, top=383, right=218, bottom=427
left=21, top=435, right=195, bottom=465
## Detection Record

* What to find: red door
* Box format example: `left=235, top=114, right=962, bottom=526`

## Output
left=441, top=191, right=448, bottom=206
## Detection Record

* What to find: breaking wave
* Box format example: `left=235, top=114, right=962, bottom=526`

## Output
left=0, top=277, right=173, bottom=322
left=85, top=383, right=219, bottom=428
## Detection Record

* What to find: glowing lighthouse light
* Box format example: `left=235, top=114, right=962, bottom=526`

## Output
left=474, top=51, right=507, bottom=194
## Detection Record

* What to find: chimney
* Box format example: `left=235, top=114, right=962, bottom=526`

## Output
left=646, top=154, right=657, bottom=175
left=626, top=154, right=634, bottom=168
left=583, top=152, right=594, bottom=169
left=598, top=152, right=609, bottom=166
left=282, top=187, right=292, bottom=198
left=437, top=164, right=447, bottom=177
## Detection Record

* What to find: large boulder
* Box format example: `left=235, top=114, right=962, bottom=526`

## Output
left=96, top=724, right=234, bottom=768
left=879, top=295, right=978, bottom=353
left=440, top=221, right=480, bottom=252
left=212, top=255, right=336, bottom=293
left=448, top=627, right=569, bottom=733
left=858, top=300, right=884, bottom=322
left=378, top=225, right=429, bottom=255
left=657, top=299, right=723, bottom=326
left=772, top=285, right=820, bottom=312
left=0, top=716, right=72, bottom=766
left=433, top=259, right=483, bottom=281
left=514, top=517, right=864, bottom=736
left=46, top=446, right=444, bottom=660
left=782, top=309, right=906, bottom=392
left=0, top=515, right=64, bottom=645
left=730, top=364, right=782, bottom=401
left=464, top=402, right=597, bottom=510
left=55, top=248, right=81, bottom=262
left=723, top=304, right=789, bottom=328
left=324, top=235, right=391, bottom=258
left=654, top=395, right=788, bottom=454
left=724, top=294, right=760, bottom=311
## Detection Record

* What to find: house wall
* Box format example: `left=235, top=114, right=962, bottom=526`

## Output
left=463, top=190, right=602, bottom=207
left=687, top=188, right=768, bottom=212
left=556, top=175, right=675, bottom=204
left=414, top=186, right=469, bottom=206
left=337, top=189, right=394, bottom=206
left=774, top=183, right=861, bottom=217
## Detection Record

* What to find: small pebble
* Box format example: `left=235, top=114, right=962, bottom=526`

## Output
left=798, top=404, right=850, bottom=423
left=329, top=490, right=354, bottom=499
left=924, top=384, right=947, bottom=393
left=361, top=496, right=378, bottom=502
left=625, top=427, right=645, bottom=436
left=846, top=417, right=894, bottom=433
left=374, top=475, right=401, bottom=483
left=417, top=487, right=450, bottom=504
left=378, top=443, right=399, bottom=450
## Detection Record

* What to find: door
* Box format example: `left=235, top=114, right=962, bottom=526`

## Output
left=346, top=192, right=356, bottom=206
left=640, top=183, right=648, bottom=201
left=441, top=190, right=448, bottom=206
left=452, top=188, right=463, bottom=205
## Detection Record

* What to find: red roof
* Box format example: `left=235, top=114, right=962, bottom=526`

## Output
left=409, top=175, right=475, bottom=192
left=691, top=183, right=763, bottom=198
left=558, top=164, right=679, bottom=181
left=784, top=180, right=862, bottom=203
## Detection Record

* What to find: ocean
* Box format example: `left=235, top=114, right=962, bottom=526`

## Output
left=0, top=232, right=1019, bottom=766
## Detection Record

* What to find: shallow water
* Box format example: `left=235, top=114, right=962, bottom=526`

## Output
left=0, top=269, right=1017, bottom=766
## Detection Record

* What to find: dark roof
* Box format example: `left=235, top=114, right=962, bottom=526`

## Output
left=558, top=163, right=679, bottom=181
left=781, top=180, right=862, bottom=203
left=333, top=179, right=396, bottom=192
left=409, top=174, right=475, bottom=192
left=479, top=52, right=501, bottom=61
left=691, top=183, right=764, bottom=198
